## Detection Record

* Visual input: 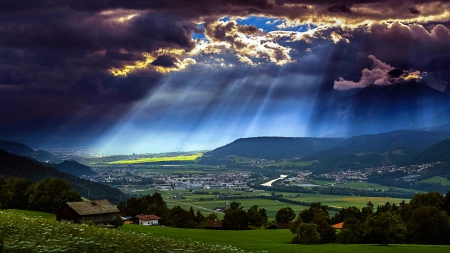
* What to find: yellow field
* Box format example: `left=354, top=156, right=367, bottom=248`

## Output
left=108, top=153, right=202, bottom=164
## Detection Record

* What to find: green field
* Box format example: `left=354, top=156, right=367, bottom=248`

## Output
left=312, top=181, right=421, bottom=193
left=262, top=160, right=317, bottom=167
left=419, top=176, right=450, bottom=185
left=108, top=153, right=202, bottom=164
left=125, top=188, right=410, bottom=218
left=123, top=225, right=450, bottom=253
left=9, top=210, right=450, bottom=253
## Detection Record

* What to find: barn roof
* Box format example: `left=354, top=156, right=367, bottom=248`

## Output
left=332, top=222, right=344, bottom=229
left=56, top=200, right=120, bottom=216
left=136, top=214, right=161, bottom=221
left=203, top=219, right=222, bottom=228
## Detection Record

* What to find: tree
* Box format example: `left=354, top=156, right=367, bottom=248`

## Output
left=312, top=211, right=336, bottom=243
left=170, top=205, right=195, bottom=228
left=206, top=212, right=218, bottom=220
left=336, top=217, right=363, bottom=244
left=275, top=207, right=296, bottom=227
left=298, top=203, right=329, bottom=223
left=0, top=177, right=8, bottom=210
left=409, top=191, right=445, bottom=210
left=5, top=177, right=34, bottom=209
left=28, top=178, right=81, bottom=212
left=409, top=206, right=450, bottom=244
left=291, top=222, right=320, bottom=244
left=364, top=211, right=406, bottom=245
left=247, top=205, right=268, bottom=229
left=331, top=206, right=362, bottom=224
left=222, top=202, right=248, bottom=230
left=195, top=209, right=205, bottom=223
left=443, top=189, right=450, bottom=216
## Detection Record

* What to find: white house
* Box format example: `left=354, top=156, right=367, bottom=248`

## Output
left=136, top=214, right=162, bottom=226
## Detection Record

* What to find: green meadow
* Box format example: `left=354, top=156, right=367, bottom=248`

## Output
left=124, top=188, right=411, bottom=218
left=8, top=209, right=450, bottom=253
left=419, top=176, right=450, bottom=185
left=123, top=225, right=450, bottom=253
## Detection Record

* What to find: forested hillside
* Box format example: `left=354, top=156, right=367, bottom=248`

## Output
left=0, top=140, right=57, bottom=162
left=408, top=139, right=450, bottom=164
left=0, top=150, right=123, bottom=204
left=205, top=137, right=344, bottom=160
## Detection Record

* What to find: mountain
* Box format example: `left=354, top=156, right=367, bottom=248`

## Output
left=310, top=81, right=450, bottom=137
left=0, top=140, right=58, bottom=162
left=302, top=130, right=450, bottom=170
left=204, top=137, right=344, bottom=160
left=408, top=138, right=450, bottom=164
left=52, top=160, right=96, bottom=177
left=0, top=150, right=124, bottom=204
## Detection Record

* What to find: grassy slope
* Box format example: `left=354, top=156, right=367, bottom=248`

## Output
left=123, top=225, right=450, bottom=253
left=9, top=209, right=450, bottom=253
left=419, top=176, right=450, bottom=185
left=4, top=209, right=56, bottom=221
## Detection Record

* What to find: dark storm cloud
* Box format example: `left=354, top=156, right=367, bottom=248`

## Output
left=327, top=4, right=353, bottom=13
left=2, top=0, right=450, bottom=145
left=409, top=7, right=421, bottom=15
left=0, top=11, right=196, bottom=52
left=151, top=55, right=178, bottom=68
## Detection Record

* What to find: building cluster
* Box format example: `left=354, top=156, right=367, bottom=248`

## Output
left=313, top=163, right=436, bottom=183
left=86, top=167, right=251, bottom=191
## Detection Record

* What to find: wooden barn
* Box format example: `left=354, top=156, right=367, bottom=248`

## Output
left=54, top=200, right=120, bottom=226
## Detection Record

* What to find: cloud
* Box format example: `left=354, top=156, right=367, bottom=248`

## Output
left=2, top=0, right=450, bottom=145
left=334, top=55, right=422, bottom=90
left=193, top=19, right=293, bottom=66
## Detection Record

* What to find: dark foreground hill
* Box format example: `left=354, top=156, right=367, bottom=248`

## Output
left=0, top=140, right=58, bottom=162
left=205, top=137, right=344, bottom=160
left=0, top=149, right=124, bottom=204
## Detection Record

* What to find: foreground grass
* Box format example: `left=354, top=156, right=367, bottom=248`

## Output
left=124, top=225, right=450, bottom=253
left=0, top=211, right=248, bottom=253
left=4, top=210, right=449, bottom=253
left=108, top=153, right=202, bottom=164
left=4, top=209, right=56, bottom=221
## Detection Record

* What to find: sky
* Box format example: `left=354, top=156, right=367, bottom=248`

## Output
left=1, top=0, right=450, bottom=154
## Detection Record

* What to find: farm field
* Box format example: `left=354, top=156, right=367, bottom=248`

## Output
left=419, top=176, right=450, bottom=185
left=261, top=160, right=318, bottom=167
left=312, top=181, right=420, bottom=193
left=108, top=153, right=202, bottom=164
left=123, top=225, right=450, bottom=253
left=126, top=189, right=411, bottom=218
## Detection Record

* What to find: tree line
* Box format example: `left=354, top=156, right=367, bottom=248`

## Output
left=0, top=177, right=81, bottom=212
left=272, top=190, right=450, bottom=245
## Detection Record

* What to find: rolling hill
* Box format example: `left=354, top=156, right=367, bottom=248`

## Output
left=408, top=138, right=450, bottom=164
left=204, top=137, right=344, bottom=160
left=0, top=140, right=58, bottom=163
left=301, top=130, right=450, bottom=170
left=0, top=150, right=124, bottom=204
left=52, top=160, right=96, bottom=177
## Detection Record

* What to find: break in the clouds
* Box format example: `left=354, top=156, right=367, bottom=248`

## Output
left=1, top=0, right=450, bottom=151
